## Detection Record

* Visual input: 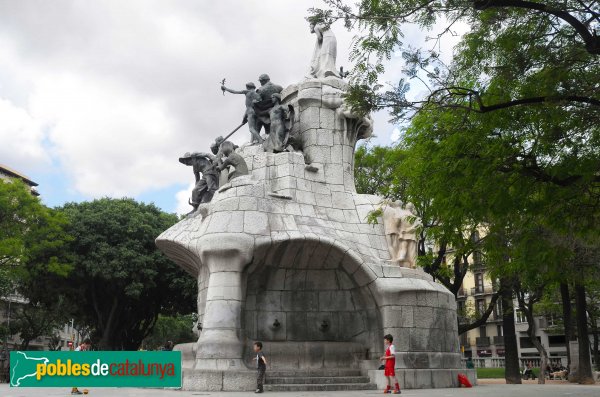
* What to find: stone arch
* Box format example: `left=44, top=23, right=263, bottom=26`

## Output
left=242, top=234, right=381, bottom=369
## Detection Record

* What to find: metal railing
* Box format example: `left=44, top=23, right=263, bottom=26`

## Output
left=471, top=286, right=496, bottom=295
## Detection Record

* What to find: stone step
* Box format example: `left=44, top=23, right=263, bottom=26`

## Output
left=264, top=382, right=378, bottom=392
left=266, top=376, right=371, bottom=384
left=267, top=369, right=362, bottom=377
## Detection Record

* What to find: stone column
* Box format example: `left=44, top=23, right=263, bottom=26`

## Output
left=194, top=233, right=254, bottom=370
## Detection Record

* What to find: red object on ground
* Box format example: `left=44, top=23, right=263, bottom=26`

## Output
left=458, top=373, right=473, bottom=388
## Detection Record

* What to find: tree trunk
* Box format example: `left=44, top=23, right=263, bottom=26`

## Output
left=98, top=296, right=120, bottom=350
left=574, top=283, right=594, bottom=384
left=500, top=277, right=522, bottom=384
left=19, top=340, right=30, bottom=350
left=591, top=319, right=599, bottom=371
left=517, top=291, right=548, bottom=385
left=560, top=283, right=573, bottom=368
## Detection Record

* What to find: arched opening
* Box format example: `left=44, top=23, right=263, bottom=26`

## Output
left=242, top=237, right=381, bottom=369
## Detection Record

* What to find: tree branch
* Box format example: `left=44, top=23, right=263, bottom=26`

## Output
left=459, top=292, right=501, bottom=334
left=473, top=0, right=600, bottom=54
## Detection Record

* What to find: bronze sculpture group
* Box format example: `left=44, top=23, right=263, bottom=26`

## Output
left=179, top=136, right=250, bottom=211
left=180, top=19, right=343, bottom=212
left=221, top=74, right=294, bottom=153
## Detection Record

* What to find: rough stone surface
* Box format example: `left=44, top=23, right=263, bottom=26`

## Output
left=156, top=75, right=464, bottom=391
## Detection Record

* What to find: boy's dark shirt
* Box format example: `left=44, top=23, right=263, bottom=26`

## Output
left=256, top=351, right=266, bottom=369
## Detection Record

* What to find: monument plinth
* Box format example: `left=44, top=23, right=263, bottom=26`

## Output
left=156, top=21, right=475, bottom=391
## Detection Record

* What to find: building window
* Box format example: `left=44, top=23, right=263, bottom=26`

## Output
left=496, top=324, right=503, bottom=337
left=516, top=310, right=527, bottom=324
left=494, top=299, right=503, bottom=319
left=548, top=335, right=566, bottom=348
left=479, top=326, right=487, bottom=338
left=476, top=299, right=486, bottom=316
left=519, top=336, right=541, bottom=349
left=475, top=273, right=484, bottom=293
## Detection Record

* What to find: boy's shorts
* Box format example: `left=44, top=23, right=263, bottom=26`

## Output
left=384, top=361, right=395, bottom=376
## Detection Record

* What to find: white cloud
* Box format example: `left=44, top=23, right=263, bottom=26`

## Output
left=28, top=72, right=184, bottom=197
left=0, top=97, right=49, bottom=171
left=175, top=182, right=195, bottom=216
left=0, top=0, right=347, bottom=203
left=0, top=0, right=467, bottom=206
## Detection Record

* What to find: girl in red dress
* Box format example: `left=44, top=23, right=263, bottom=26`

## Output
left=380, top=334, right=401, bottom=394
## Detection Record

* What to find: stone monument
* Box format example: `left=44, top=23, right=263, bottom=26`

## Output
left=156, top=20, right=476, bottom=392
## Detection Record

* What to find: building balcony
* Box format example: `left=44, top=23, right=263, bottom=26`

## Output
left=472, top=262, right=486, bottom=271
left=493, top=336, right=504, bottom=345
left=457, top=288, right=467, bottom=299
left=476, top=337, right=491, bottom=347
left=471, top=286, right=496, bottom=296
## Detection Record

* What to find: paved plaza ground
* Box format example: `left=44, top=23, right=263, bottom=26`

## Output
left=1, top=380, right=599, bottom=397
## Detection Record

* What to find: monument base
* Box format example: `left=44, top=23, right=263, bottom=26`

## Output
left=180, top=367, right=477, bottom=391
left=182, top=369, right=257, bottom=391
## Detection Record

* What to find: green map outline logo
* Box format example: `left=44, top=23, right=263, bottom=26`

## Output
left=10, top=351, right=50, bottom=386
left=10, top=351, right=181, bottom=388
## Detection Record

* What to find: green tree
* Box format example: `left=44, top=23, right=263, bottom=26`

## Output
left=314, top=0, right=599, bottom=384
left=0, top=179, right=70, bottom=292
left=9, top=299, right=69, bottom=350
left=0, top=178, right=72, bottom=351
left=142, top=314, right=197, bottom=351
left=53, top=198, right=196, bottom=350
left=355, top=144, right=501, bottom=335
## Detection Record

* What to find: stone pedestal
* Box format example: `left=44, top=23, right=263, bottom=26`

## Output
left=156, top=76, right=473, bottom=390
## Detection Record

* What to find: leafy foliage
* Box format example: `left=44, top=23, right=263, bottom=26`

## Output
left=0, top=179, right=71, bottom=291
left=142, top=314, right=197, bottom=350
left=46, top=198, right=197, bottom=350
left=331, top=0, right=599, bottom=382
left=310, top=0, right=600, bottom=122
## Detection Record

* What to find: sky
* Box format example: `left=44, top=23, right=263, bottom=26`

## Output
left=0, top=0, right=466, bottom=214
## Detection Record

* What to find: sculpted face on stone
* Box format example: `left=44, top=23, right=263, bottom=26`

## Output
left=382, top=201, right=421, bottom=268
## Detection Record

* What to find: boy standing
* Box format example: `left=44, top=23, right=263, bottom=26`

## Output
left=253, top=341, right=268, bottom=393
left=380, top=334, right=401, bottom=394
